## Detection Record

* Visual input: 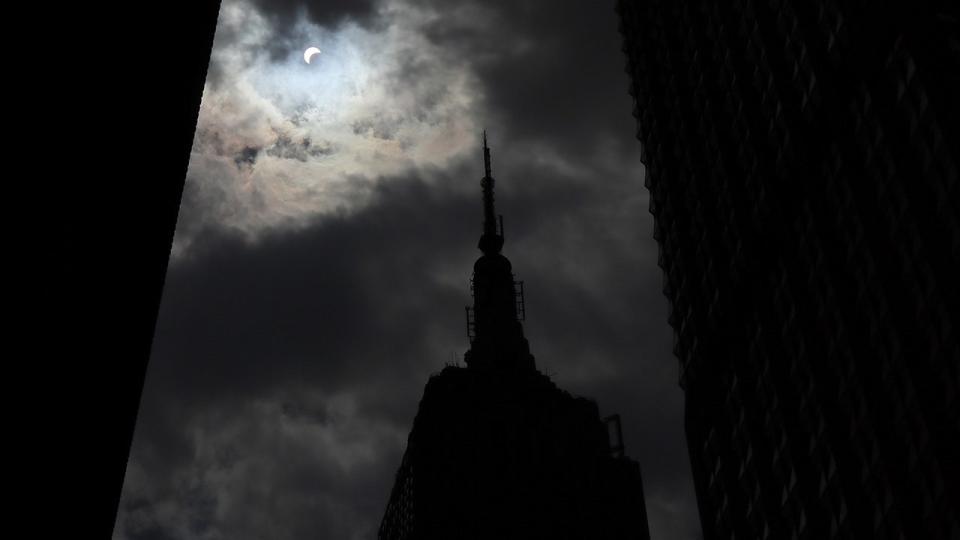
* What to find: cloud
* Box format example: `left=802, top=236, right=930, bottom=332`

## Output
left=234, top=146, right=260, bottom=169
left=120, top=159, right=695, bottom=540
left=265, top=131, right=335, bottom=162
left=116, top=1, right=701, bottom=539
left=179, top=0, right=486, bottom=260
left=115, top=391, right=406, bottom=540
left=408, top=0, right=639, bottom=157
left=250, top=0, right=382, bottom=37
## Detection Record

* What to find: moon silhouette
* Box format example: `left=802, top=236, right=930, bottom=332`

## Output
left=303, top=47, right=321, bottom=64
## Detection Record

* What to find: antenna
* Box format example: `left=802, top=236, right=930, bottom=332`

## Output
left=483, top=130, right=492, bottom=178
left=477, top=130, right=504, bottom=255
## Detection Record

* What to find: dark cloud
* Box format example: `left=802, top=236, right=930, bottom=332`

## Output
left=250, top=0, right=380, bottom=32
left=411, top=0, right=637, bottom=158
left=194, top=126, right=336, bottom=166
left=149, top=173, right=476, bottom=406
left=234, top=145, right=260, bottom=169
left=351, top=117, right=402, bottom=140
left=265, top=132, right=335, bottom=161
left=250, top=0, right=384, bottom=63
left=203, top=0, right=382, bottom=89
left=120, top=155, right=696, bottom=538
left=116, top=1, right=702, bottom=539
left=117, top=172, right=477, bottom=539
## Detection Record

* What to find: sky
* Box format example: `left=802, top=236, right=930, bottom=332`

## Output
left=113, top=0, right=702, bottom=539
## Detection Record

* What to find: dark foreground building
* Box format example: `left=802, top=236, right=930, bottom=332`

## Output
left=378, top=136, right=651, bottom=540
left=617, top=1, right=959, bottom=539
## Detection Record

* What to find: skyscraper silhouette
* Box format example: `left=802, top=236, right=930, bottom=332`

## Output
left=378, top=135, right=651, bottom=540
left=617, top=1, right=959, bottom=539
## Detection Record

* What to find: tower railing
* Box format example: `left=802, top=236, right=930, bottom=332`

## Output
left=515, top=280, right=526, bottom=321
left=465, top=306, right=476, bottom=344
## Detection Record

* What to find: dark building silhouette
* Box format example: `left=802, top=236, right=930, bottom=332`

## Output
left=379, top=135, right=651, bottom=540
left=616, top=1, right=959, bottom=539
left=46, top=2, right=224, bottom=536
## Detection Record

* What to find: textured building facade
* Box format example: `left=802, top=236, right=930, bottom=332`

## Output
left=616, top=1, right=959, bottom=539
left=379, top=136, right=651, bottom=540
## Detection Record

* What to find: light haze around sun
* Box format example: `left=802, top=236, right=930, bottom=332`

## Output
left=181, top=1, right=484, bottom=260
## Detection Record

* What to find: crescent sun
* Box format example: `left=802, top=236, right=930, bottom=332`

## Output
left=304, top=47, right=322, bottom=64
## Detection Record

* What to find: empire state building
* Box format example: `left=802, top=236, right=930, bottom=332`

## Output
left=378, top=134, right=651, bottom=540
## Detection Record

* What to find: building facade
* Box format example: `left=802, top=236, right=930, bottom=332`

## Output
left=616, top=1, right=959, bottom=539
left=379, top=136, right=651, bottom=540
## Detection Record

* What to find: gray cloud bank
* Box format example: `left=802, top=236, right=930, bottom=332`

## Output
left=114, top=0, right=702, bottom=539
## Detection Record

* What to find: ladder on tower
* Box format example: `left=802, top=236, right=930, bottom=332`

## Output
left=515, top=280, right=526, bottom=321
left=465, top=306, right=477, bottom=344
left=603, top=414, right=625, bottom=458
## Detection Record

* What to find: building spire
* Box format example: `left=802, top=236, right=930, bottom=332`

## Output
left=465, top=131, right=535, bottom=372
left=483, top=130, right=492, bottom=178
left=478, top=130, right=503, bottom=255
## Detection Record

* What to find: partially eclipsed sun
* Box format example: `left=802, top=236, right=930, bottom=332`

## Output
left=303, top=47, right=321, bottom=64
